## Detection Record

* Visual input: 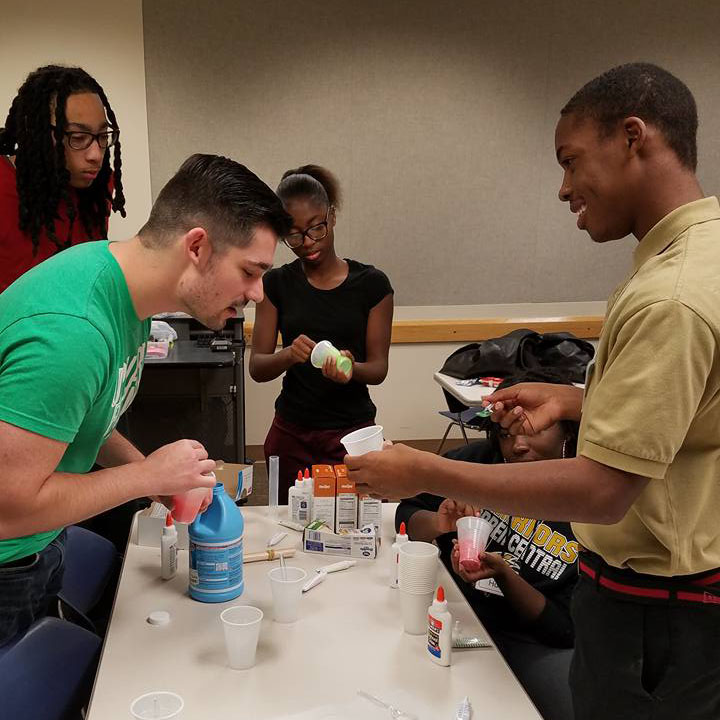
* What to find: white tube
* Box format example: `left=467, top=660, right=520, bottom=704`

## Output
left=268, top=455, right=279, bottom=517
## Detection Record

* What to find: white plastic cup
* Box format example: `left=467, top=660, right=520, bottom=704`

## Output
left=456, top=516, right=493, bottom=572
left=310, top=340, right=352, bottom=375
left=220, top=605, right=263, bottom=670
left=130, top=691, right=183, bottom=719
left=399, top=589, right=434, bottom=635
left=268, top=566, right=307, bottom=623
left=340, top=425, right=384, bottom=456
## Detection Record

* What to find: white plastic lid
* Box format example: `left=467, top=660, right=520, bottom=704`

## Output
left=147, top=610, right=171, bottom=626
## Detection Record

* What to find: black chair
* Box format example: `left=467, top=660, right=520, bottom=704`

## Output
left=436, top=388, right=487, bottom=454
left=0, top=617, right=101, bottom=720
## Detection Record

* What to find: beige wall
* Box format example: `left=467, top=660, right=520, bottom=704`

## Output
left=142, top=0, right=720, bottom=306
left=243, top=302, right=605, bottom=445
left=1, top=0, right=152, bottom=241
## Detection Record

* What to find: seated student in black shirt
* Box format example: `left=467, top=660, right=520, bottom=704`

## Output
left=396, top=370, right=579, bottom=720
left=250, top=165, right=394, bottom=503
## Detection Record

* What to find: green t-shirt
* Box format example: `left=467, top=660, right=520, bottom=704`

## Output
left=0, top=241, right=150, bottom=563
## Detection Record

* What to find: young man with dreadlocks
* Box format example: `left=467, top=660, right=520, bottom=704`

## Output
left=348, top=63, right=720, bottom=718
left=0, top=153, right=291, bottom=646
left=0, top=64, right=125, bottom=293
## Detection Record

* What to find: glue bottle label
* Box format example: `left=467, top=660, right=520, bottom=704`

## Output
left=428, top=615, right=444, bottom=658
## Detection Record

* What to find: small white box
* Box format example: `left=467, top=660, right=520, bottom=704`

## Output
left=358, top=495, right=382, bottom=538
left=302, top=520, right=377, bottom=559
left=136, top=503, right=189, bottom=549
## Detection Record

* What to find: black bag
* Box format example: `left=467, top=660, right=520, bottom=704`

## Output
left=439, top=329, right=594, bottom=384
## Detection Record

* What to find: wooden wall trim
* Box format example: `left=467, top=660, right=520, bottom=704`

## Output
left=244, top=315, right=604, bottom=345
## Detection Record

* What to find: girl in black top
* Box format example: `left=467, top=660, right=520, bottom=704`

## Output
left=250, top=165, right=393, bottom=502
left=396, top=370, right=579, bottom=720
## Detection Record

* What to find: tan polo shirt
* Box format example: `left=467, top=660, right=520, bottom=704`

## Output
left=573, top=196, right=720, bottom=576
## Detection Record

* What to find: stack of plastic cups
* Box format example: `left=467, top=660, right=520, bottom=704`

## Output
left=397, top=541, right=440, bottom=634
left=456, top=516, right=493, bottom=572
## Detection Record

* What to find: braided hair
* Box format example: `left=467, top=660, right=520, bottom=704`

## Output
left=0, top=65, right=126, bottom=254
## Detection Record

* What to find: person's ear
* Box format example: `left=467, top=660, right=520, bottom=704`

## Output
left=328, top=205, right=337, bottom=230
left=623, top=116, right=647, bottom=155
left=183, top=227, right=212, bottom=270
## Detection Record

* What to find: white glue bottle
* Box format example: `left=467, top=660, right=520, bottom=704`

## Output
left=289, top=471, right=312, bottom=525
left=427, top=585, right=452, bottom=666
left=390, top=521, right=409, bottom=588
left=161, top=511, right=178, bottom=580
left=302, top=467, right=314, bottom=521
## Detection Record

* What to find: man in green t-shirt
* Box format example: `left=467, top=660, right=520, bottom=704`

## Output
left=0, top=153, right=291, bottom=645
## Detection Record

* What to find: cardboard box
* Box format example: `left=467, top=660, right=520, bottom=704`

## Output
left=136, top=502, right=190, bottom=549
left=302, top=520, right=378, bottom=559
left=312, top=464, right=336, bottom=529
left=334, top=464, right=358, bottom=532
left=358, top=495, right=382, bottom=538
left=215, top=462, right=253, bottom=501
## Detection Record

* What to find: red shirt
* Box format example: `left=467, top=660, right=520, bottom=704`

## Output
left=0, top=157, right=103, bottom=293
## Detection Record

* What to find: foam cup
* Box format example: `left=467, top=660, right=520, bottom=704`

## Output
left=340, top=425, right=384, bottom=456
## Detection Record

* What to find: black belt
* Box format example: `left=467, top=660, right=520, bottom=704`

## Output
left=0, top=556, right=33, bottom=569
left=579, top=551, right=720, bottom=606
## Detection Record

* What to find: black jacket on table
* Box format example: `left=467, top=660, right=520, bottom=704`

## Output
left=395, top=440, right=578, bottom=648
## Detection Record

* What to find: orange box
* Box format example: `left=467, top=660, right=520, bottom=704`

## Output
left=334, top=464, right=358, bottom=532
left=312, top=464, right=336, bottom=529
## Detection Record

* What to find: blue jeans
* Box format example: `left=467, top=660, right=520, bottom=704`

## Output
left=0, top=530, right=66, bottom=647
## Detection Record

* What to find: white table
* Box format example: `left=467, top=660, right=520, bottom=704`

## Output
left=87, top=505, right=541, bottom=719
left=434, top=371, right=495, bottom=407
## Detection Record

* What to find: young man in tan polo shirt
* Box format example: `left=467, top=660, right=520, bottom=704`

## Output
left=347, top=63, right=720, bottom=718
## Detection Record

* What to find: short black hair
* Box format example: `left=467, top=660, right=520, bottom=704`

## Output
left=0, top=64, right=125, bottom=253
left=487, top=368, right=580, bottom=459
left=139, top=154, right=292, bottom=248
left=561, top=62, right=698, bottom=171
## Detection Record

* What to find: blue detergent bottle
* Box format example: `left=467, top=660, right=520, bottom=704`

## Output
left=188, top=482, right=244, bottom=602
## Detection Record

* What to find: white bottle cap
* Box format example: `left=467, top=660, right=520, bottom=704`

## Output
left=147, top=610, right=171, bottom=626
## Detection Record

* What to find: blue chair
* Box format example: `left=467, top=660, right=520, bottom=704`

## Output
left=0, top=617, right=101, bottom=720
left=59, top=525, right=119, bottom=634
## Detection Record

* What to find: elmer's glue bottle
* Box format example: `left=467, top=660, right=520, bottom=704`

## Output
left=189, top=482, right=244, bottom=602
left=427, top=585, right=452, bottom=666
left=390, top=522, right=409, bottom=588
left=161, top=511, right=177, bottom=580
left=289, top=471, right=312, bottom=524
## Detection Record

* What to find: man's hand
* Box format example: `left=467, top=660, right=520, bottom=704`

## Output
left=142, top=440, right=216, bottom=497
left=451, top=540, right=510, bottom=583
left=322, top=350, right=353, bottom=384
left=485, top=382, right=583, bottom=436
left=436, top=499, right=480, bottom=535
left=288, top=334, right=315, bottom=364
left=346, top=443, right=427, bottom=500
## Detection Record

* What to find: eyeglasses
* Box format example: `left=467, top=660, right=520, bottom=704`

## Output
left=51, top=126, right=119, bottom=151
left=282, top=208, right=333, bottom=249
